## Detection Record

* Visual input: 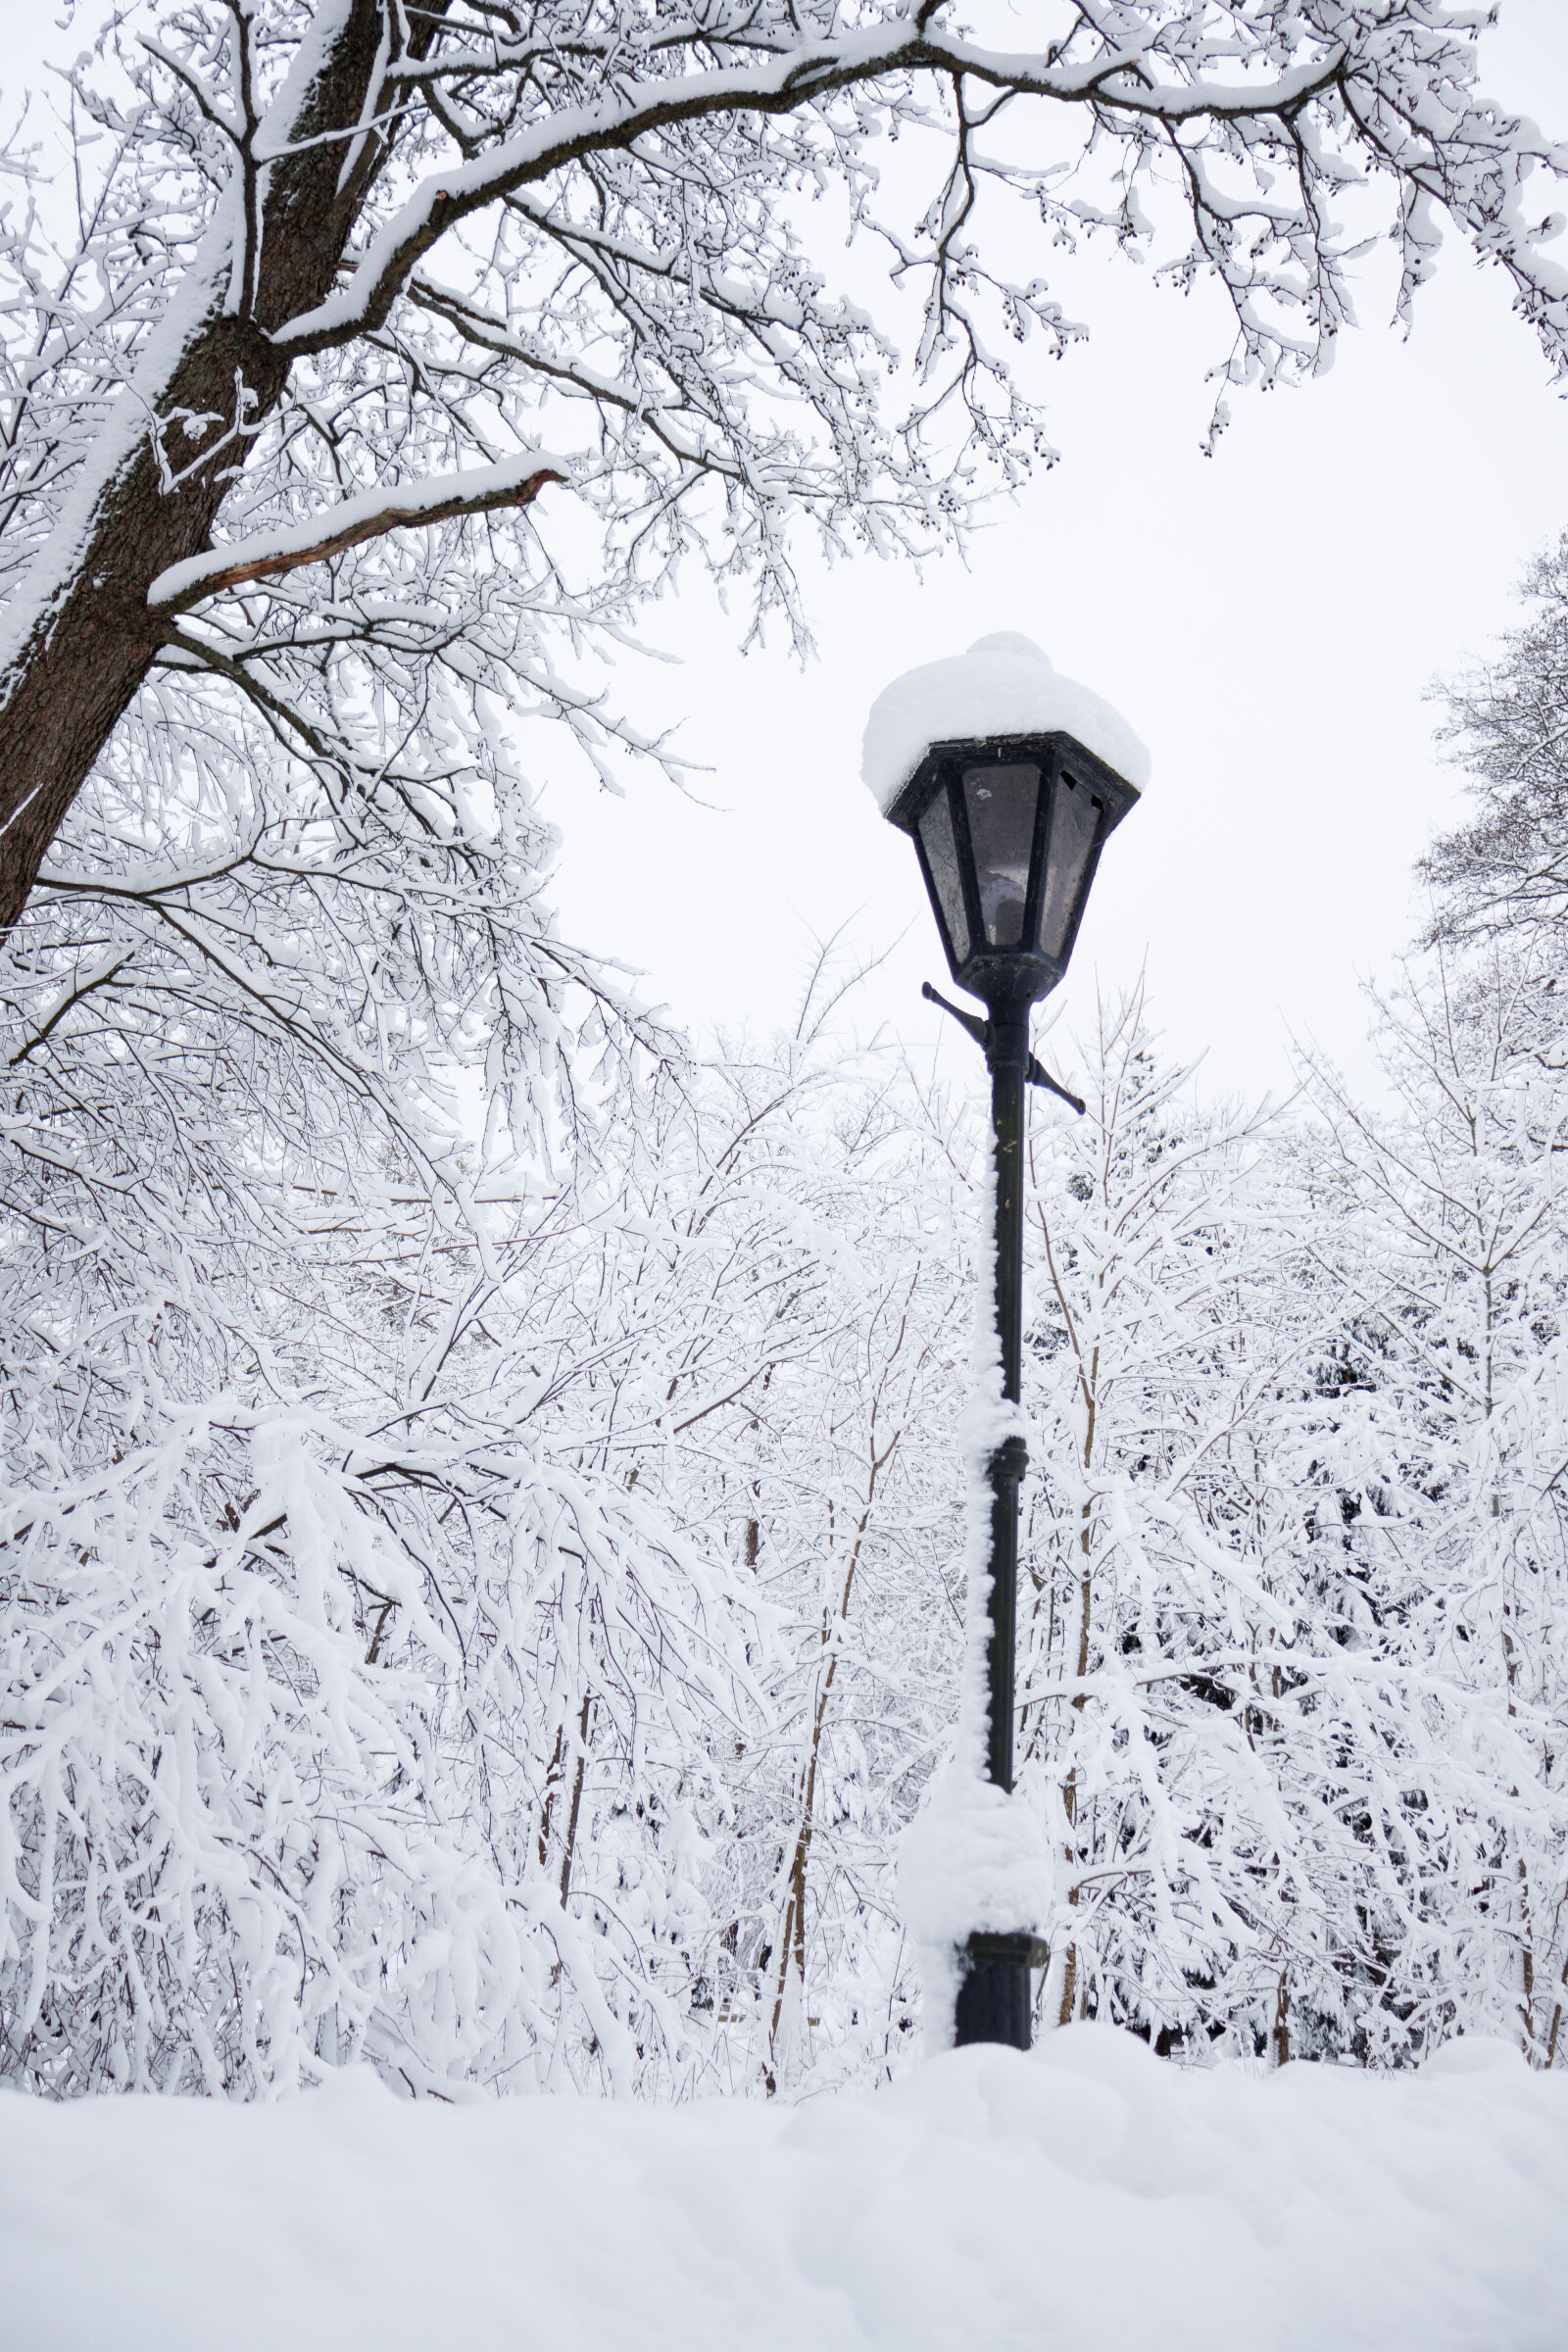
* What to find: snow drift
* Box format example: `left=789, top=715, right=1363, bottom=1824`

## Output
left=4, top=2029, right=1564, bottom=2352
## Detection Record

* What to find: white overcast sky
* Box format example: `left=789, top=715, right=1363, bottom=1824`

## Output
left=10, top=3, right=1568, bottom=1106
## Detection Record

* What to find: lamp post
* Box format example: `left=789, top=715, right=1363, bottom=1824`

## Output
left=865, top=634, right=1147, bottom=2051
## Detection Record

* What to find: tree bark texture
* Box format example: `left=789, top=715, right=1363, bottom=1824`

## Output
left=0, top=0, right=448, bottom=936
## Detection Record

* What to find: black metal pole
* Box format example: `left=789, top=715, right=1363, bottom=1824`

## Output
left=953, top=1003, right=1036, bottom=2051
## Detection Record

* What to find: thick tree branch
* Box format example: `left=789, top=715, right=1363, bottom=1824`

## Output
left=148, top=457, right=564, bottom=612
left=6, top=947, right=133, bottom=1067
left=273, top=34, right=1352, bottom=361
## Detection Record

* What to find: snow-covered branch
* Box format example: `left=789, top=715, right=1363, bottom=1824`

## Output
left=148, top=455, right=564, bottom=612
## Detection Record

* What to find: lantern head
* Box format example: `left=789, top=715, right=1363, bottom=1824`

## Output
left=865, top=636, right=1147, bottom=1014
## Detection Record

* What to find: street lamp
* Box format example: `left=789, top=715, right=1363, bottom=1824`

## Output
left=865, top=633, right=1147, bottom=2052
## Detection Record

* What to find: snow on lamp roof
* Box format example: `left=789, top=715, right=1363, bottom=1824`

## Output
left=861, top=632, right=1151, bottom=817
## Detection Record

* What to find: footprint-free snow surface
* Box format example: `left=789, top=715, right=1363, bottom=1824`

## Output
left=4, top=2028, right=1566, bottom=2350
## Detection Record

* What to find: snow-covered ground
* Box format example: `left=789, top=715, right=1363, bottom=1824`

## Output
left=5, top=2028, right=1565, bottom=2351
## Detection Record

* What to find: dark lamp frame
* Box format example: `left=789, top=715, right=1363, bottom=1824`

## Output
left=885, top=729, right=1140, bottom=1014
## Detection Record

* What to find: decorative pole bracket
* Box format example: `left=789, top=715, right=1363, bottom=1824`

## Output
left=921, top=982, right=1086, bottom=1116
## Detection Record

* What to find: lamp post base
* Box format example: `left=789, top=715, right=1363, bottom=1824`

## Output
left=954, top=1933, right=1050, bottom=2051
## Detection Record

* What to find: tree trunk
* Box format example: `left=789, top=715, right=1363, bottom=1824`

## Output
left=0, top=0, right=447, bottom=934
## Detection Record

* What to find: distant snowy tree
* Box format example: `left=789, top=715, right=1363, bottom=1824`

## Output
left=1013, top=989, right=1326, bottom=2057
left=1424, top=535, right=1568, bottom=951
left=0, top=978, right=975, bottom=2100
left=745, top=1048, right=969, bottom=2092
left=0, top=1038, right=789, bottom=2097
left=1306, top=954, right=1568, bottom=2067
left=1008, top=987, right=1529, bottom=2069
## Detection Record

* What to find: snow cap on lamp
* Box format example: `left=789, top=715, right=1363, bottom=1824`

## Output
left=861, top=632, right=1151, bottom=817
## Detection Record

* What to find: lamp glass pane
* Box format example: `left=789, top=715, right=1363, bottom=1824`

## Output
left=918, top=786, right=970, bottom=964
left=962, top=761, right=1039, bottom=948
left=1037, top=772, right=1100, bottom=962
